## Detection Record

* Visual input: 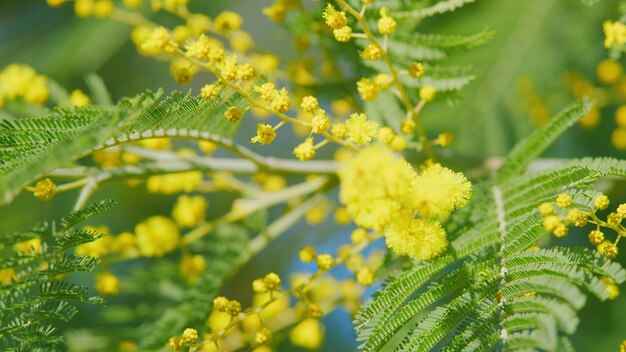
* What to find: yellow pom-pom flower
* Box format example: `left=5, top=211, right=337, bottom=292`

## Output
left=172, top=195, right=207, bottom=227
left=603, top=20, right=626, bottom=48
left=225, top=106, right=243, bottom=123
left=334, top=26, right=352, bottom=42
left=345, top=113, right=379, bottom=146
left=135, top=216, right=180, bottom=257
left=33, top=178, right=56, bottom=201
left=596, top=59, right=623, bottom=84
left=323, top=4, right=347, bottom=29
left=251, top=123, right=276, bottom=144
left=356, top=77, right=381, bottom=101
left=214, top=11, right=243, bottom=33
left=294, top=138, right=316, bottom=160
left=360, top=44, right=383, bottom=61
left=409, top=62, right=425, bottom=78
left=419, top=85, right=437, bottom=102
left=556, top=193, right=572, bottom=208
left=300, top=95, right=319, bottom=113
left=377, top=8, right=396, bottom=35
left=385, top=216, right=448, bottom=260
left=290, top=318, right=323, bottom=350
left=311, top=113, right=330, bottom=134
left=299, top=246, right=316, bottom=262
left=338, top=144, right=419, bottom=230
left=200, top=84, right=219, bottom=100
left=412, top=162, right=472, bottom=219
left=181, top=328, right=198, bottom=346
left=316, top=253, right=334, bottom=271
left=69, top=89, right=91, bottom=107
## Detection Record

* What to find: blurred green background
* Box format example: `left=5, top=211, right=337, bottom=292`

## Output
left=1, top=0, right=625, bottom=350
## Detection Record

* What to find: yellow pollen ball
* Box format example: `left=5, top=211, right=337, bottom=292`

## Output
left=201, top=84, right=219, bottom=100
left=135, top=216, right=180, bottom=257
left=172, top=195, right=207, bottom=227
left=357, top=77, right=381, bottom=101
left=616, top=105, right=626, bottom=127
left=345, top=113, right=379, bottom=146
left=361, top=44, right=383, bottom=61
left=556, top=193, right=572, bottom=208
left=214, top=11, right=243, bottom=34
left=419, top=85, right=437, bottom=102
left=181, top=328, right=198, bottom=346
left=300, top=95, right=319, bottom=113
left=409, top=62, right=425, bottom=78
left=612, top=127, right=626, bottom=150
left=225, top=106, right=243, bottom=123
left=290, top=318, right=323, bottom=350
left=70, top=89, right=91, bottom=107
left=597, top=59, right=624, bottom=84
left=33, top=178, right=56, bottom=201
left=385, top=216, right=448, bottom=260
left=316, top=253, right=334, bottom=271
left=299, top=246, right=317, bottom=262
left=412, top=162, right=472, bottom=219
left=95, top=272, right=120, bottom=296
left=251, top=123, right=276, bottom=144
left=94, top=0, right=114, bottom=18
left=294, top=138, right=316, bottom=160
left=47, top=0, right=67, bottom=7
left=75, top=0, right=95, bottom=17
left=323, top=4, right=348, bottom=29
left=311, top=114, right=330, bottom=134
left=357, top=268, right=374, bottom=285
left=334, top=26, right=352, bottom=42
left=604, top=20, right=626, bottom=48
left=377, top=8, right=396, bottom=35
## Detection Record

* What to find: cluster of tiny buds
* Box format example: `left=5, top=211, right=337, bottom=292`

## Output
left=168, top=327, right=198, bottom=351
left=540, top=193, right=625, bottom=259
left=32, top=178, right=57, bottom=201
left=298, top=245, right=334, bottom=271
left=213, top=295, right=243, bottom=317
left=252, top=272, right=282, bottom=294
left=299, top=227, right=380, bottom=286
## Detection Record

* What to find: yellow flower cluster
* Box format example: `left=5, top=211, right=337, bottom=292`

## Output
left=0, top=64, right=49, bottom=106
left=32, top=178, right=57, bottom=201
left=561, top=58, right=626, bottom=146
left=172, top=195, right=207, bottom=227
left=179, top=254, right=206, bottom=285
left=75, top=226, right=139, bottom=260
left=96, top=272, right=120, bottom=296
left=603, top=20, right=626, bottom=48
left=338, top=145, right=471, bottom=260
left=168, top=327, right=198, bottom=351
left=262, top=0, right=296, bottom=23
left=0, top=268, right=16, bottom=285
left=14, top=237, right=42, bottom=256
left=540, top=193, right=624, bottom=259
left=135, top=216, right=180, bottom=257
left=147, top=171, right=202, bottom=194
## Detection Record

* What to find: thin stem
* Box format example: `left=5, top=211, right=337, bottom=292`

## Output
left=235, top=193, right=326, bottom=267
left=181, top=176, right=329, bottom=245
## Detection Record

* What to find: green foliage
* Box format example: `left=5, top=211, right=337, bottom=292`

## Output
left=354, top=100, right=626, bottom=351
left=0, top=200, right=113, bottom=351
left=0, top=86, right=253, bottom=205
